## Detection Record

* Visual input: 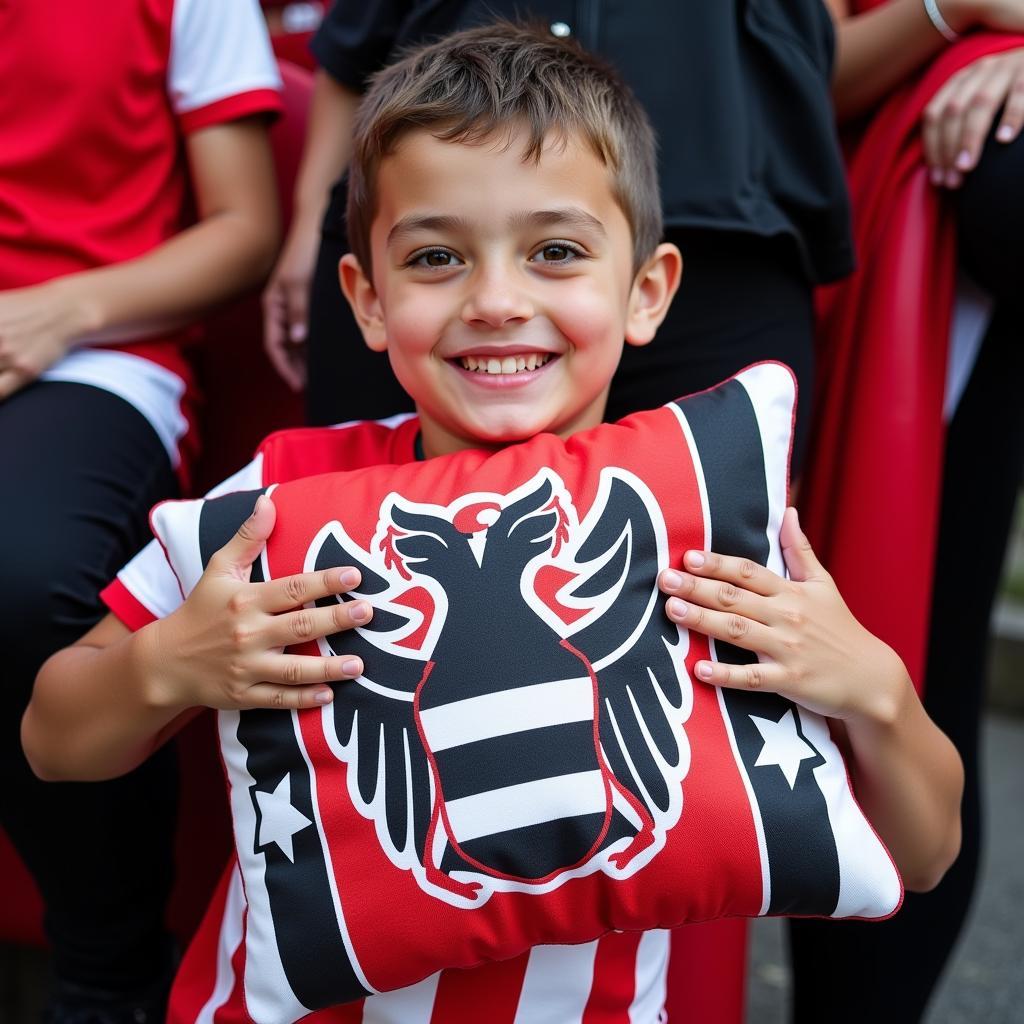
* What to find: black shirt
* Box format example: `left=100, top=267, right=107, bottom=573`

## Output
left=312, top=0, right=853, bottom=284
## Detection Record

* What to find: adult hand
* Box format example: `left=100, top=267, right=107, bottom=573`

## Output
left=658, top=507, right=905, bottom=723
left=262, top=217, right=320, bottom=392
left=923, top=46, right=1024, bottom=186
left=0, top=280, right=92, bottom=399
left=146, top=494, right=370, bottom=712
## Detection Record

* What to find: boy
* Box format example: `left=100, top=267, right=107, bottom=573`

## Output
left=23, top=23, right=962, bottom=1023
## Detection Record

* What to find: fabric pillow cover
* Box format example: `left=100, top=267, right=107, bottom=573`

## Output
left=151, top=362, right=901, bottom=1023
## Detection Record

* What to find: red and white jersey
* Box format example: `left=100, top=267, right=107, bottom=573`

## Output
left=103, top=415, right=670, bottom=1024
left=0, top=0, right=282, bottom=477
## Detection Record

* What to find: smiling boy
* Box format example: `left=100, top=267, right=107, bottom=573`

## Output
left=24, top=23, right=962, bottom=1023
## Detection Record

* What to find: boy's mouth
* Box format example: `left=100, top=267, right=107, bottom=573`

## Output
left=456, top=353, right=554, bottom=375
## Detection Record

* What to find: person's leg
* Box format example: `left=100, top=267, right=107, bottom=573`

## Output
left=788, top=128, right=1024, bottom=1023
left=0, top=382, right=180, bottom=1016
left=606, top=229, right=814, bottom=474
left=306, top=178, right=413, bottom=426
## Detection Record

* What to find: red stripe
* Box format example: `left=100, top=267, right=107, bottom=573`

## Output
left=167, top=868, right=233, bottom=1024
left=429, top=953, right=530, bottom=1024
left=581, top=931, right=642, bottom=1024
left=100, top=579, right=157, bottom=631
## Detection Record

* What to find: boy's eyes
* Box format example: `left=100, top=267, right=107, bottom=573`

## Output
left=406, top=247, right=463, bottom=269
left=403, top=241, right=587, bottom=270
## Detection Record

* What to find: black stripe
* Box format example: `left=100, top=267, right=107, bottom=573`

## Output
left=433, top=720, right=598, bottom=801
left=452, top=811, right=609, bottom=880
left=239, top=709, right=371, bottom=1007
left=197, top=488, right=268, bottom=568
left=199, top=490, right=369, bottom=1004
left=678, top=380, right=841, bottom=916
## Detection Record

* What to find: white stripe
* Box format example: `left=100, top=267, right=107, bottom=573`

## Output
left=445, top=771, right=606, bottom=843
left=799, top=709, right=903, bottom=918
left=361, top=971, right=441, bottom=1024
left=195, top=865, right=246, bottom=1024
left=513, top=942, right=599, bottom=1024
left=736, top=362, right=796, bottom=578
left=629, top=931, right=670, bottom=1024
left=217, top=712, right=311, bottom=1024
left=419, top=676, right=593, bottom=752
left=41, top=348, right=188, bottom=465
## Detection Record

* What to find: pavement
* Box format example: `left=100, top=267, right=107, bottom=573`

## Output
left=747, top=711, right=1024, bottom=1024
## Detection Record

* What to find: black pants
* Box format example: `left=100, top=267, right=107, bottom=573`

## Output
left=788, top=129, right=1024, bottom=1023
left=0, top=382, right=179, bottom=992
left=307, top=177, right=815, bottom=465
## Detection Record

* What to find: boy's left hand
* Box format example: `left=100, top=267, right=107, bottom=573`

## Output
left=659, top=507, right=903, bottom=723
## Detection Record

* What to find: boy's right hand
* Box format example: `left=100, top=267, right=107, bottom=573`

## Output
left=143, top=494, right=368, bottom=712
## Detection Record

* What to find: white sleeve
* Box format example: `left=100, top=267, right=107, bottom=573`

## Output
left=115, top=454, right=267, bottom=619
left=168, top=0, right=282, bottom=126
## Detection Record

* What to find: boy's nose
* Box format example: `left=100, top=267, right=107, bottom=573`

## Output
left=461, top=272, right=534, bottom=329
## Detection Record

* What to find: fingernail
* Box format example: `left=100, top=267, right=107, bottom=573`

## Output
left=945, top=169, right=961, bottom=188
left=314, top=688, right=333, bottom=704
left=667, top=597, right=688, bottom=619
left=955, top=149, right=972, bottom=170
left=341, top=658, right=361, bottom=676
left=929, top=167, right=944, bottom=185
left=252, top=495, right=267, bottom=517
left=998, top=124, right=1014, bottom=142
left=662, top=569, right=684, bottom=590
left=340, top=568, right=359, bottom=587
left=696, top=662, right=713, bottom=680
left=349, top=601, right=370, bottom=622
left=290, top=323, right=307, bottom=342
left=685, top=551, right=705, bottom=569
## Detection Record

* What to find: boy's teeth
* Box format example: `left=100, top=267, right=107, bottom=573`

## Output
left=459, top=354, right=551, bottom=374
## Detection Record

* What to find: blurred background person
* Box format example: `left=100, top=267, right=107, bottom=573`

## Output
left=796, top=2, right=1024, bottom=1020
left=0, top=2, right=281, bottom=1021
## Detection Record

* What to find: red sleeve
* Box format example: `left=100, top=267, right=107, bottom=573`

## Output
left=178, top=88, right=284, bottom=134
left=101, top=579, right=158, bottom=632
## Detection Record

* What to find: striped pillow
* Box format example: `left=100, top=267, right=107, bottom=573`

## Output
left=151, top=362, right=901, bottom=1023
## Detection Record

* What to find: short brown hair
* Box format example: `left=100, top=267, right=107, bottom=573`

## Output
left=346, top=21, right=661, bottom=277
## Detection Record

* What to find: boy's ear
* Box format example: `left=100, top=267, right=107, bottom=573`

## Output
left=624, top=242, right=683, bottom=348
left=339, top=253, right=388, bottom=352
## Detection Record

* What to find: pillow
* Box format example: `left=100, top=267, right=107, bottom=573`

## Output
left=152, top=362, right=901, bottom=1021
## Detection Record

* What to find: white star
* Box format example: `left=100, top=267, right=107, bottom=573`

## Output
left=749, top=709, right=817, bottom=790
left=255, top=773, right=313, bottom=863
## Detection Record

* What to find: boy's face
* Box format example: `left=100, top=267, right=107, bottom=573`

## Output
left=341, top=127, right=680, bottom=458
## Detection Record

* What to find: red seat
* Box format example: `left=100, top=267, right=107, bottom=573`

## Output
left=0, top=58, right=314, bottom=948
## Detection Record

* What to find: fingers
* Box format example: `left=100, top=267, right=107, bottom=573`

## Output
left=658, top=566, right=773, bottom=625
left=266, top=595, right=373, bottom=648
left=242, top=680, right=336, bottom=711
left=662, top=549, right=784, bottom=598
left=664, top=591, right=781, bottom=660
left=253, top=650, right=363, bottom=689
left=207, top=494, right=276, bottom=580
left=690, top=658, right=787, bottom=694
left=923, top=56, right=1019, bottom=187
left=262, top=273, right=309, bottom=392
left=996, top=66, right=1024, bottom=142
left=261, top=563, right=364, bottom=614
left=779, top=507, right=828, bottom=584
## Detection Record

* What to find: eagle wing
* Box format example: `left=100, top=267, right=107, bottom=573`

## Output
left=562, top=475, right=690, bottom=818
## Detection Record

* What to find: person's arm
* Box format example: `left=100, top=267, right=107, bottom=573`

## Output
left=262, top=71, right=362, bottom=390
left=0, top=118, right=279, bottom=399
left=22, top=496, right=368, bottom=782
left=825, top=0, right=1024, bottom=120
left=658, top=507, right=963, bottom=892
